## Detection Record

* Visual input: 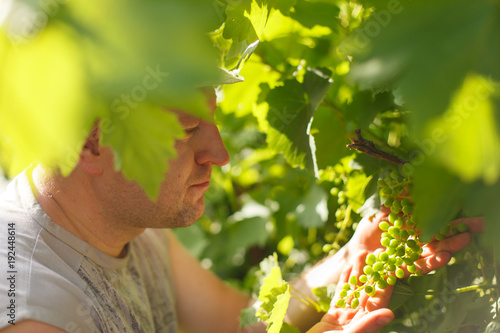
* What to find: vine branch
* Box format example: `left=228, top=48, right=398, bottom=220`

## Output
left=346, top=128, right=408, bottom=166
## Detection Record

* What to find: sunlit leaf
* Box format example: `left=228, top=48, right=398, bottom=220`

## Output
left=425, top=74, right=500, bottom=185
left=101, top=105, right=184, bottom=200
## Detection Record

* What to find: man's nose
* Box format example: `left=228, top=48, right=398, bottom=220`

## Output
left=195, top=122, right=230, bottom=166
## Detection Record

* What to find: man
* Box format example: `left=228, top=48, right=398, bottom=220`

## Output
left=0, top=89, right=483, bottom=332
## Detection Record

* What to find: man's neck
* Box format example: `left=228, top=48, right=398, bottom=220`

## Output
left=31, top=165, right=142, bottom=258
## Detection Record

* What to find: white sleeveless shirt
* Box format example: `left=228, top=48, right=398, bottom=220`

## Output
left=0, top=171, right=178, bottom=332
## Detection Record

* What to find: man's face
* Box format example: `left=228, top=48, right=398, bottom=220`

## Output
left=101, top=90, right=229, bottom=229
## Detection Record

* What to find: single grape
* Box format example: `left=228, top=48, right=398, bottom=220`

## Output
left=391, top=206, right=401, bottom=214
left=336, top=299, right=346, bottom=308
left=406, top=217, right=415, bottom=227
left=407, top=265, right=417, bottom=273
left=399, top=229, right=409, bottom=240
left=377, top=280, right=387, bottom=290
left=384, top=197, right=394, bottom=207
left=396, top=246, right=406, bottom=257
left=457, top=223, right=469, bottom=233
left=391, top=170, right=399, bottom=179
left=388, top=213, right=397, bottom=224
left=402, top=205, right=412, bottom=215
left=396, top=267, right=405, bottom=279
left=379, top=221, right=390, bottom=231
left=371, top=272, right=381, bottom=282
left=386, top=263, right=396, bottom=272
left=349, top=276, right=358, bottom=285
left=377, top=179, right=387, bottom=188
left=392, top=200, right=402, bottom=210
left=373, top=262, right=384, bottom=272
left=389, top=239, right=400, bottom=248
left=439, top=225, right=449, bottom=236
left=403, top=258, right=413, bottom=266
left=401, top=199, right=412, bottom=207
left=330, top=187, right=340, bottom=196
left=435, top=234, right=445, bottom=241
left=378, top=252, right=389, bottom=262
left=351, top=298, right=360, bottom=308
left=409, top=252, right=420, bottom=262
left=339, top=290, right=348, bottom=298
left=406, top=239, right=417, bottom=250
left=395, top=257, right=404, bottom=267
left=386, top=247, right=396, bottom=255
left=388, top=226, right=400, bottom=237
left=359, top=275, right=368, bottom=283
left=365, top=254, right=376, bottom=266
left=364, top=285, right=374, bottom=296
left=386, top=276, right=397, bottom=286
left=381, top=237, right=391, bottom=247
left=363, top=266, right=374, bottom=275
left=394, top=218, right=404, bottom=229
left=342, top=283, right=351, bottom=290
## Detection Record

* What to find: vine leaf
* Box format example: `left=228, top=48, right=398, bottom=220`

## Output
left=101, top=105, right=184, bottom=200
left=263, top=69, right=332, bottom=171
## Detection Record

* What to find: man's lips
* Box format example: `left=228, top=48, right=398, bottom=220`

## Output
left=190, top=181, right=210, bottom=190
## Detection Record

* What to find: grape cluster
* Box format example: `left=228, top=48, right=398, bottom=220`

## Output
left=336, top=170, right=469, bottom=309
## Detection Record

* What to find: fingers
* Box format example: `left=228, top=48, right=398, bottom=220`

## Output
left=414, top=251, right=451, bottom=275
left=346, top=308, right=394, bottom=333
left=420, top=232, right=471, bottom=257
left=332, top=261, right=354, bottom=307
left=365, top=284, right=394, bottom=311
left=332, top=252, right=368, bottom=307
left=450, top=217, right=484, bottom=233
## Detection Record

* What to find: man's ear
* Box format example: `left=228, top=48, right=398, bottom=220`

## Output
left=78, top=124, right=103, bottom=176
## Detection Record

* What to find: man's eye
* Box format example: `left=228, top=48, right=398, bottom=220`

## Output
left=184, top=126, right=198, bottom=134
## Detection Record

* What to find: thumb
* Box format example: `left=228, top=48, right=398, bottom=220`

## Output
left=347, top=309, right=394, bottom=333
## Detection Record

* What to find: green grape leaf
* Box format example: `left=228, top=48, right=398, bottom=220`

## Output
left=346, top=172, right=372, bottom=212
left=0, top=25, right=94, bottom=176
left=271, top=0, right=297, bottom=16
left=1, top=0, right=223, bottom=195
left=295, top=182, right=328, bottom=228
left=267, top=285, right=292, bottom=333
left=388, top=281, right=414, bottom=312
left=412, top=161, right=465, bottom=240
left=222, top=0, right=270, bottom=61
left=347, top=0, right=500, bottom=131
left=463, top=180, right=500, bottom=252
left=101, top=105, right=184, bottom=200
left=290, top=0, right=340, bottom=30
left=423, top=74, right=500, bottom=185
left=311, top=284, right=336, bottom=313
left=357, top=193, right=380, bottom=219
left=258, top=266, right=284, bottom=306
left=239, top=306, right=260, bottom=327
left=279, top=323, right=301, bottom=333
left=344, top=90, right=397, bottom=130
left=310, top=106, right=347, bottom=170
left=264, top=69, right=332, bottom=171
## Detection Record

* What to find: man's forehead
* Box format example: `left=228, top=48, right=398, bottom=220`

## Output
left=169, top=88, right=216, bottom=123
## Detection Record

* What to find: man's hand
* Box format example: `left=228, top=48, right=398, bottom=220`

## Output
left=306, top=253, right=394, bottom=333
left=347, top=209, right=484, bottom=274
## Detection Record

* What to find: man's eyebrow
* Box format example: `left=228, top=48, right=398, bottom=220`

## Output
left=177, top=113, right=201, bottom=127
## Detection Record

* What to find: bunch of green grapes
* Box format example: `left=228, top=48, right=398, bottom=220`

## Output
left=336, top=170, right=469, bottom=308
